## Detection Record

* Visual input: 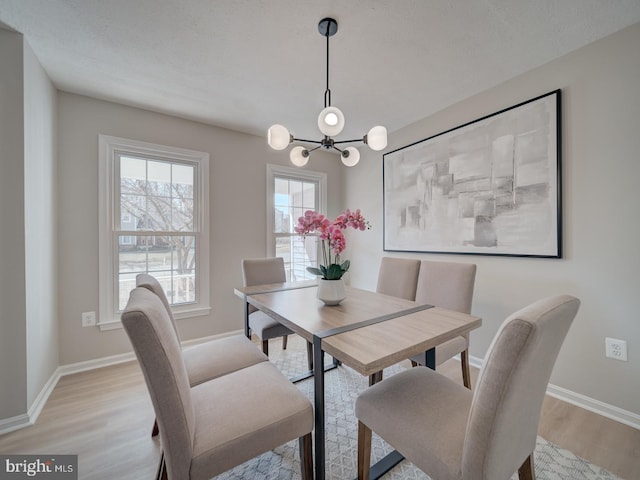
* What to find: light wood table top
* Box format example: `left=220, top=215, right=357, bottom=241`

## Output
left=238, top=284, right=482, bottom=375
left=323, top=306, right=481, bottom=375
left=234, top=279, right=317, bottom=297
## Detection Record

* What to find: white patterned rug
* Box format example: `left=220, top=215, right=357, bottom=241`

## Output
left=216, top=337, right=621, bottom=480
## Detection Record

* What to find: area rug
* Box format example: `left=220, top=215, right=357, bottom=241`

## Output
left=216, top=337, right=621, bottom=480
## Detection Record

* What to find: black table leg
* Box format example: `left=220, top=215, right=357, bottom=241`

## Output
left=243, top=301, right=250, bottom=339
left=369, top=449, right=404, bottom=479
left=424, top=347, right=436, bottom=370
left=313, top=335, right=326, bottom=480
left=289, top=362, right=338, bottom=384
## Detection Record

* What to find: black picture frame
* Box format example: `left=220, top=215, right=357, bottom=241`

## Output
left=383, top=89, right=562, bottom=258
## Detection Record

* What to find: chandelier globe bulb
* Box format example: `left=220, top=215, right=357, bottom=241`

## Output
left=290, top=146, right=310, bottom=167
left=341, top=147, right=360, bottom=167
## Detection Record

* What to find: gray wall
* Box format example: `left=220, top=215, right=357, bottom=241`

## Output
left=0, top=28, right=27, bottom=421
left=57, top=92, right=343, bottom=365
left=0, top=29, right=57, bottom=421
left=23, top=37, right=58, bottom=407
left=344, top=23, right=640, bottom=418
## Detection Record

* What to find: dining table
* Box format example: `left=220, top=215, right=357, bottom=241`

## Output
left=234, top=281, right=482, bottom=480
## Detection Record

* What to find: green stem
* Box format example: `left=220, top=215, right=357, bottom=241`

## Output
left=321, top=239, right=328, bottom=267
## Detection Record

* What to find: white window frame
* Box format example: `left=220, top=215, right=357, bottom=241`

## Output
left=266, top=164, right=327, bottom=272
left=98, top=135, right=210, bottom=331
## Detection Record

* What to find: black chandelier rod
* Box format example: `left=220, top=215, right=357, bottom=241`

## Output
left=293, top=137, right=364, bottom=146
left=292, top=137, right=323, bottom=145
left=324, top=21, right=331, bottom=108
left=333, top=138, right=364, bottom=144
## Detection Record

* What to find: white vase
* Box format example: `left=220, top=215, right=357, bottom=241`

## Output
left=317, top=278, right=346, bottom=306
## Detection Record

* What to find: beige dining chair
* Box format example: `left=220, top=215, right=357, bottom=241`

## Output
left=375, top=256, right=421, bottom=301
left=411, top=260, right=477, bottom=388
left=370, top=257, right=421, bottom=384
left=136, top=273, right=268, bottom=436
left=356, top=295, right=580, bottom=480
left=122, top=286, right=314, bottom=480
left=242, top=257, right=313, bottom=370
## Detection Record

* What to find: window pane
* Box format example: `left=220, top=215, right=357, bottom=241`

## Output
left=147, top=241, right=172, bottom=272
left=120, top=158, right=196, bottom=233
left=275, top=234, right=319, bottom=281
left=274, top=177, right=289, bottom=197
left=172, top=164, right=194, bottom=199
left=117, top=234, right=196, bottom=310
left=172, top=197, right=194, bottom=231
left=276, top=236, right=296, bottom=282
left=289, top=181, right=302, bottom=207
left=275, top=236, right=292, bottom=263
left=118, top=273, right=138, bottom=311
left=271, top=174, right=320, bottom=281
left=292, top=206, right=305, bottom=233
left=118, top=236, right=149, bottom=274
left=302, top=182, right=316, bottom=209
left=120, top=194, right=145, bottom=230
left=147, top=160, right=171, bottom=196
left=146, top=195, right=172, bottom=231
left=275, top=206, right=289, bottom=233
left=120, top=156, right=146, bottom=194
left=172, top=236, right=196, bottom=272
left=173, top=270, right=195, bottom=304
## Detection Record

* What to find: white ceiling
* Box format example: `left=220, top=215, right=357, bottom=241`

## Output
left=1, top=1, right=640, bottom=141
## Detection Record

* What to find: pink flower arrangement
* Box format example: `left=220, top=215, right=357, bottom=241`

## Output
left=295, top=209, right=371, bottom=280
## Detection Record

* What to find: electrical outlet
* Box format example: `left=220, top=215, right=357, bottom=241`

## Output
left=605, top=337, right=627, bottom=361
left=82, top=311, right=97, bottom=327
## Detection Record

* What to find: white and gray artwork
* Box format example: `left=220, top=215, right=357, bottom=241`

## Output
left=384, top=91, right=560, bottom=257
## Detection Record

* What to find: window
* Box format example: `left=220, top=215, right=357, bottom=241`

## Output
left=267, top=164, right=327, bottom=281
left=99, top=135, right=210, bottom=329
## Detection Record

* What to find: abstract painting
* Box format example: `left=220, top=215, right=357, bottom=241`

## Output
left=383, top=90, right=561, bottom=257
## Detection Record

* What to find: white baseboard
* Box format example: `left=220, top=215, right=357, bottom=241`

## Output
left=0, top=330, right=244, bottom=434
left=57, top=329, right=244, bottom=377
left=181, top=330, right=244, bottom=348
left=546, top=384, right=640, bottom=430
left=0, top=413, right=31, bottom=435
left=468, top=354, right=640, bottom=431
left=0, top=369, right=62, bottom=435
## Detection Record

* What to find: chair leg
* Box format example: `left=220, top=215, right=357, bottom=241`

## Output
left=358, top=421, right=372, bottom=480
left=461, top=348, right=472, bottom=389
left=299, top=432, right=313, bottom=480
left=306, top=341, right=314, bottom=371
left=368, top=371, right=383, bottom=386
left=282, top=335, right=288, bottom=350
left=156, top=451, right=167, bottom=480
left=151, top=419, right=159, bottom=437
left=518, top=454, right=535, bottom=480
left=262, top=339, right=269, bottom=356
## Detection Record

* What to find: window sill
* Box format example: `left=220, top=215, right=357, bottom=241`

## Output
left=98, top=305, right=212, bottom=331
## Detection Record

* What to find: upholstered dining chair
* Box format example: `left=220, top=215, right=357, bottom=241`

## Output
left=136, top=273, right=268, bottom=436
left=242, top=257, right=313, bottom=370
left=375, top=256, right=421, bottom=301
left=411, top=260, right=477, bottom=388
left=356, top=295, right=580, bottom=480
left=122, top=287, right=314, bottom=480
left=369, top=257, right=421, bottom=384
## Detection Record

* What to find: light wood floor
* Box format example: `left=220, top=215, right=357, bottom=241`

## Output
left=0, top=352, right=638, bottom=479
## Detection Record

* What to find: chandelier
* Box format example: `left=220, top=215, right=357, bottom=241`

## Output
left=267, top=17, right=387, bottom=167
